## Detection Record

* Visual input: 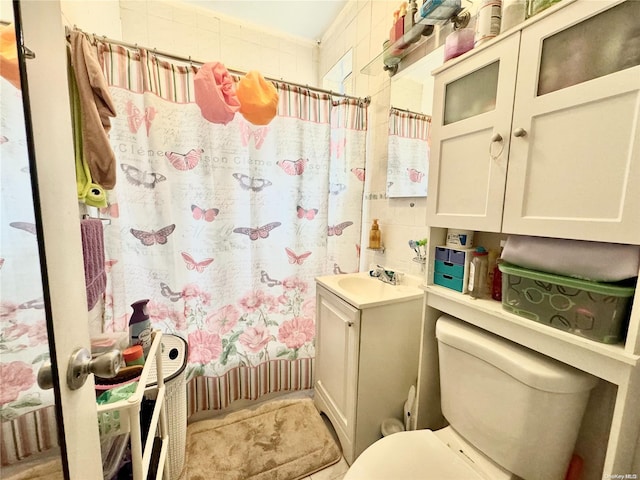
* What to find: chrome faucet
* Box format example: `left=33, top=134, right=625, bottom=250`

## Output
left=370, top=265, right=398, bottom=285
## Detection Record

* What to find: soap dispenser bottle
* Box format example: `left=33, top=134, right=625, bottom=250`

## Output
left=129, top=299, right=152, bottom=356
left=369, top=219, right=381, bottom=249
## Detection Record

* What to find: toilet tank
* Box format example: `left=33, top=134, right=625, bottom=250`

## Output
left=435, top=315, right=598, bottom=480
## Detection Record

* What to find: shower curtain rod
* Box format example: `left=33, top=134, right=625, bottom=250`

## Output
left=66, top=26, right=370, bottom=105
left=390, top=105, right=431, bottom=118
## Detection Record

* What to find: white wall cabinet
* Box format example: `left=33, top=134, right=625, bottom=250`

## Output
left=426, top=0, right=640, bottom=244
left=314, top=284, right=422, bottom=465
left=422, top=1, right=640, bottom=479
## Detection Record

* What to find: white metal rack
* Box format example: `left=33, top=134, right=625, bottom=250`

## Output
left=97, top=331, right=169, bottom=480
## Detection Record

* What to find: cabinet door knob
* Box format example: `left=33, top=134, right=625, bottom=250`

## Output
left=513, top=127, right=527, bottom=137
left=347, top=321, right=354, bottom=327
left=490, top=132, right=504, bottom=160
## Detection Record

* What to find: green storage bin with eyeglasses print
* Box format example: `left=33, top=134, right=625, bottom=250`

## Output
left=498, top=263, right=636, bottom=344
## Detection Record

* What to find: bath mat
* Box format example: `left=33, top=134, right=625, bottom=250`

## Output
left=184, top=397, right=342, bottom=480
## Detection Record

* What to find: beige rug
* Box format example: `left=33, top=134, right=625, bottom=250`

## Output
left=184, top=398, right=342, bottom=480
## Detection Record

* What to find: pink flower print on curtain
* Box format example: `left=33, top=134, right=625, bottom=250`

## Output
left=188, top=331, right=222, bottom=364
left=0, top=361, right=36, bottom=404
left=278, top=317, right=315, bottom=351
left=205, top=305, right=240, bottom=336
left=239, top=326, right=272, bottom=354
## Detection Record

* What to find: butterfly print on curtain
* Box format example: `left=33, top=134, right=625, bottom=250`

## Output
left=100, top=203, right=119, bottom=218
left=260, top=270, right=282, bottom=287
left=105, top=259, right=118, bottom=272
left=351, top=167, right=365, bottom=182
left=126, top=100, right=156, bottom=135
left=181, top=252, right=214, bottom=273
left=285, top=248, right=312, bottom=265
left=165, top=148, right=204, bottom=171
left=121, top=164, right=167, bottom=188
left=232, top=173, right=273, bottom=192
left=296, top=206, right=318, bottom=220
left=239, top=122, right=269, bottom=149
left=233, top=222, right=281, bottom=240
left=277, top=158, right=308, bottom=176
left=9, top=222, right=36, bottom=235
left=327, top=221, right=353, bottom=236
left=160, top=282, right=183, bottom=301
left=191, top=205, right=219, bottom=222
left=408, top=168, right=425, bottom=183
left=130, top=224, right=176, bottom=245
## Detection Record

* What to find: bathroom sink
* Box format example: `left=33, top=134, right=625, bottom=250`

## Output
left=316, top=272, right=424, bottom=309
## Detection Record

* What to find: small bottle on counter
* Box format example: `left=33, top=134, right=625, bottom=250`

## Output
left=369, top=219, right=381, bottom=249
left=475, top=0, right=502, bottom=47
left=468, top=247, right=489, bottom=299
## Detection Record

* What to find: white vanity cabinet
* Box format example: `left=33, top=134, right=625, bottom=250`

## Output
left=426, top=0, right=640, bottom=244
left=314, top=280, right=423, bottom=465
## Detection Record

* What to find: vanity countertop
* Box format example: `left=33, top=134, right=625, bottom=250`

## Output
left=315, top=272, right=423, bottom=309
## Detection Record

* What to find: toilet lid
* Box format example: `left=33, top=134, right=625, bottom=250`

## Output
left=344, top=430, right=486, bottom=480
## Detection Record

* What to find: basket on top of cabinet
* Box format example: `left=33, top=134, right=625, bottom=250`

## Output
left=499, top=263, right=636, bottom=344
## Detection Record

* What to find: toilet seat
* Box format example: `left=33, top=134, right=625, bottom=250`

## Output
left=344, top=430, right=486, bottom=480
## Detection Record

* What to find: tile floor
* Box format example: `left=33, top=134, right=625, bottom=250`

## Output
left=304, top=457, right=350, bottom=480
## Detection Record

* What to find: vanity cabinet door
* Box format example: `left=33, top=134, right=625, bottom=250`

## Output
left=426, top=33, right=520, bottom=232
left=503, top=0, right=640, bottom=244
left=314, top=286, right=361, bottom=463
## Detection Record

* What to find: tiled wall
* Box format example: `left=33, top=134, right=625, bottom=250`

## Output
left=61, top=0, right=319, bottom=86
left=320, top=1, right=429, bottom=279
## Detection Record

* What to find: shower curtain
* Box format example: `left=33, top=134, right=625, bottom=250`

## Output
left=386, top=107, right=430, bottom=198
left=95, top=40, right=367, bottom=415
left=0, top=69, right=58, bottom=464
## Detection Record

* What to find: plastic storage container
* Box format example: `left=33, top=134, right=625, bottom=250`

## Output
left=434, top=246, right=474, bottom=293
left=444, top=28, right=475, bottom=61
left=499, top=263, right=635, bottom=344
left=419, top=0, right=462, bottom=25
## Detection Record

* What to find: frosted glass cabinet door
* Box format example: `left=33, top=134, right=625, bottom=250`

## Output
left=427, top=33, right=520, bottom=232
left=503, top=0, right=640, bottom=244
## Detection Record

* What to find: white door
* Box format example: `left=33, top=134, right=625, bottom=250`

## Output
left=426, top=33, right=520, bottom=232
left=503, top=0, right=640, bottom=244
left=17, top=1, right=103, bottom=477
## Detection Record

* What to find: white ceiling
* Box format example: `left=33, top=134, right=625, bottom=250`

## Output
left=183, top=0, right=348, bottom=42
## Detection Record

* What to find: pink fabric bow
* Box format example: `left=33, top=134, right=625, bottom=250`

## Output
left=194, top=62, right=241, bottom=125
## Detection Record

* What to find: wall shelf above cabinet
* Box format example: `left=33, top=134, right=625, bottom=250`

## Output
left=361, top=9, right=467, bottom=76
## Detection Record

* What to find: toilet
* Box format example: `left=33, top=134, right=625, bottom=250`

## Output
left=344, top=315, right=598, bottom=480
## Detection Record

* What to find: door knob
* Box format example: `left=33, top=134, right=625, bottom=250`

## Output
left=67, top=348, right=122, bottom=390
left=513, top=127, right=527, bottom=137
left=39, top=349, right=122, bottom=390
left=37, top=361, right=55, bottom=390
